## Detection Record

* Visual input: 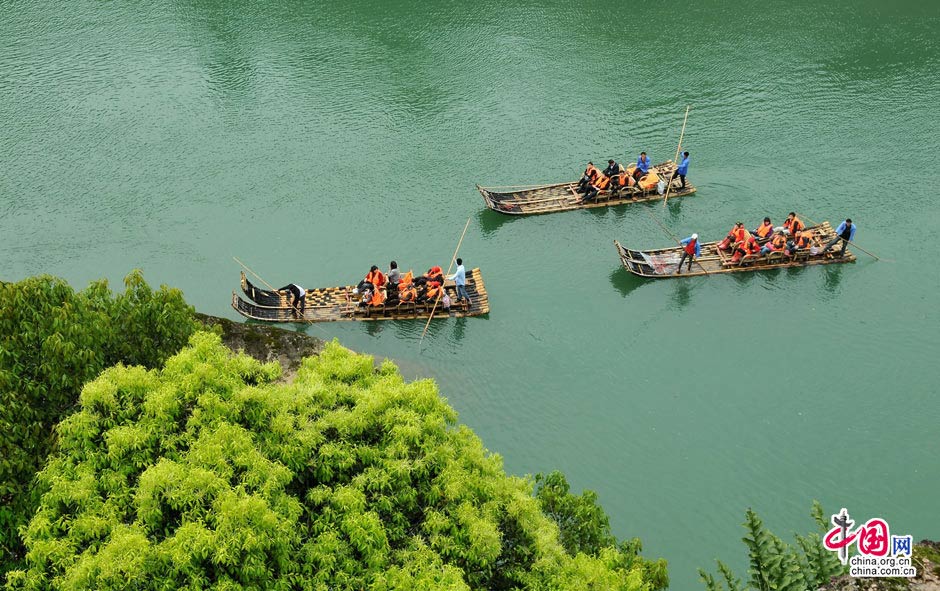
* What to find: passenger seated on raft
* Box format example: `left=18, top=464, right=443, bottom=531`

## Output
left=577, top=162, right=600, bottom=192
left=581, top=172, right=611, bottom=202
left=397, top=271, right=417, bottom=303
left=602, top=159, right=623, bottom=177
left=786, top=229, right=815, bottom=256
left=418, top=279, right=444, bottom=304
left=415, top=266, right=443, bottom=286
left=783, top=212, right=804, bottom=236
left=633, top=152, right=652, bottom=181
left=760, top=232, right=788, bottom=255
left=368, top=286, right=387, bottom=307
left=609, top=169, right=636, bottom=196
left=753, top=217, right=774, bottom=240
left=731, top=235, right=761, bottom=263
left=718, top=222, right=749, bottom=251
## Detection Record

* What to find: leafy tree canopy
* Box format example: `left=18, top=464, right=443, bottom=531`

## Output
left=0, top=272, right=197, bottom=574
left=7, top=334, right=662, bottom=591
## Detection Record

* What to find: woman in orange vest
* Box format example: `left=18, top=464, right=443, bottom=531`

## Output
left=783, top=212, right=804, bottom=235
left=718, top=222, right=744, bottom=251
left=577, top=162, right=601, bottom=192
left=581, top=173, right=610, bottom=203
left=364, top=266, right=387, bottom=289
left=732, top=235, right=761, bottom=263
left=760, top=232, right=787, bottom=255
left=397, top=271, right=416, bottom=303
left=368, top=286, right=386, bottom=306
left=752, top=217, right=774, bottom=240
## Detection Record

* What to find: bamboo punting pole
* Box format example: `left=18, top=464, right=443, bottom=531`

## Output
left=663, top=105, right=691, bottom=207
left=234, top=257, right=280, bottom=292
left=419, top=217, right=472, bottom=345
left=795, top=212, right=887, bottom=262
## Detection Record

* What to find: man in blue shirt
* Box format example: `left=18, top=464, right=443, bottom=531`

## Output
left=674, top=151, right=690, bottom=189
left=447, top=257, right=471, bottom=304
left=822, top=218, right=856, bottom=256
left=676, top=233, right=700, bottom=274
left=633, top=152, right=651, bottom=182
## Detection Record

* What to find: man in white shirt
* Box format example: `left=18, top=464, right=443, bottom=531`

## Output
left=447, top=258, right=471, bottom=304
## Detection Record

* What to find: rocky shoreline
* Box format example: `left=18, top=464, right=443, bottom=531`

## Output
left=196, top=313, right=324, bottom=381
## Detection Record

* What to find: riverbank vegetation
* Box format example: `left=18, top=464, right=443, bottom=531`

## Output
left=0, top=272, right=198, bottom=576
left=2, top=273, right=664, bottom=590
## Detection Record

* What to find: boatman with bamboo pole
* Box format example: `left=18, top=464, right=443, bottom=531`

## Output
left=447, top=257, right=472, bottom=305
left=821, top=218, right=857, bottom=257
left=675, top=151, right=690, bottom=190
left=676, top=233, right=700, bottom=274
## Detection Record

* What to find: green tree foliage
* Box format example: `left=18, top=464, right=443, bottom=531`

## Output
left=534, top=471, right=668, bottom=590
left=0, top=271, right=197, bottom=575
left=698, top=502, right=847, bottom=591
left=6, top=335, right=662, bottom=591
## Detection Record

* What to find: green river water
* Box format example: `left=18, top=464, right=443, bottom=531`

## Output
left=2, top=0, right=939, bottom=586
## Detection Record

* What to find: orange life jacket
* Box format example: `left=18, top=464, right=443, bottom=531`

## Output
left=638, top=172, right=659, bottom=190
left=755, top=222, right=773, bottom=238
left=732, top=227, right=750, bottom=245
left=585, top=165, right=599, bottom=182
left=768, top=235, right=786, bottom=251
left=369, top=288, right=386, bottom=306
left=594, top=174, right=610, bottom=190
left=784, top=217, right=804, bottom=234
left=399, top=285, right=416, bottom=302
left=795, top=232, right=813, bottom=248
left=746, top=237, right=761, bottom=254
left=365, top=269, right=387, bottom=288
left=399, top=270, right=414, bottom=286
left=426, top=283, right=442, bottom=300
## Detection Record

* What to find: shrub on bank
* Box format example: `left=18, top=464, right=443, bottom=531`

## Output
left=0, top=271, right=197, bottom=576
left=6, top=335, right=664, bottom=591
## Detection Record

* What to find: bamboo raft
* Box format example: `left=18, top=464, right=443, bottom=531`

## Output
left=614, top=222, right=856, bottom=278
left=232, top=270, right=490, bottom=322
left=478, top=161, right=696, bottom=215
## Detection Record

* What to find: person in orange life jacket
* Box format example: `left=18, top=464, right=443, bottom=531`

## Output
left=422, top=280, right=444, bottom=303
left=732, top=235, right=761, bottom=263
left=633, top=152, right=651, bottom=181
left=753, top=217, right=774, bottom=240
left=609, top=168, right=636, bottom=195
left=581, top=172, right=611, bottom=202
left=422, top=265, right=443, bottom=285
left=821, top=218, right=856, bottom=256
left=718, top=222, right=748, bottom=251
left=577, top=162, right=600, bottom=192
left=398, top=271, right=417, bottom=302
left=365, top=265, right=387, bottom=289
left=786, top=229, right=814, bottom=256
left=783, top=212, right=804, bottom=236
left=676, top=233, right=700, bottom=274
left=674, top=151, right=689, bottom=189
left=368, top=283, right=387, bottom=306
left=279, top=283, right=306, bottom=317
left=760, top=232, right=788, bottom=255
